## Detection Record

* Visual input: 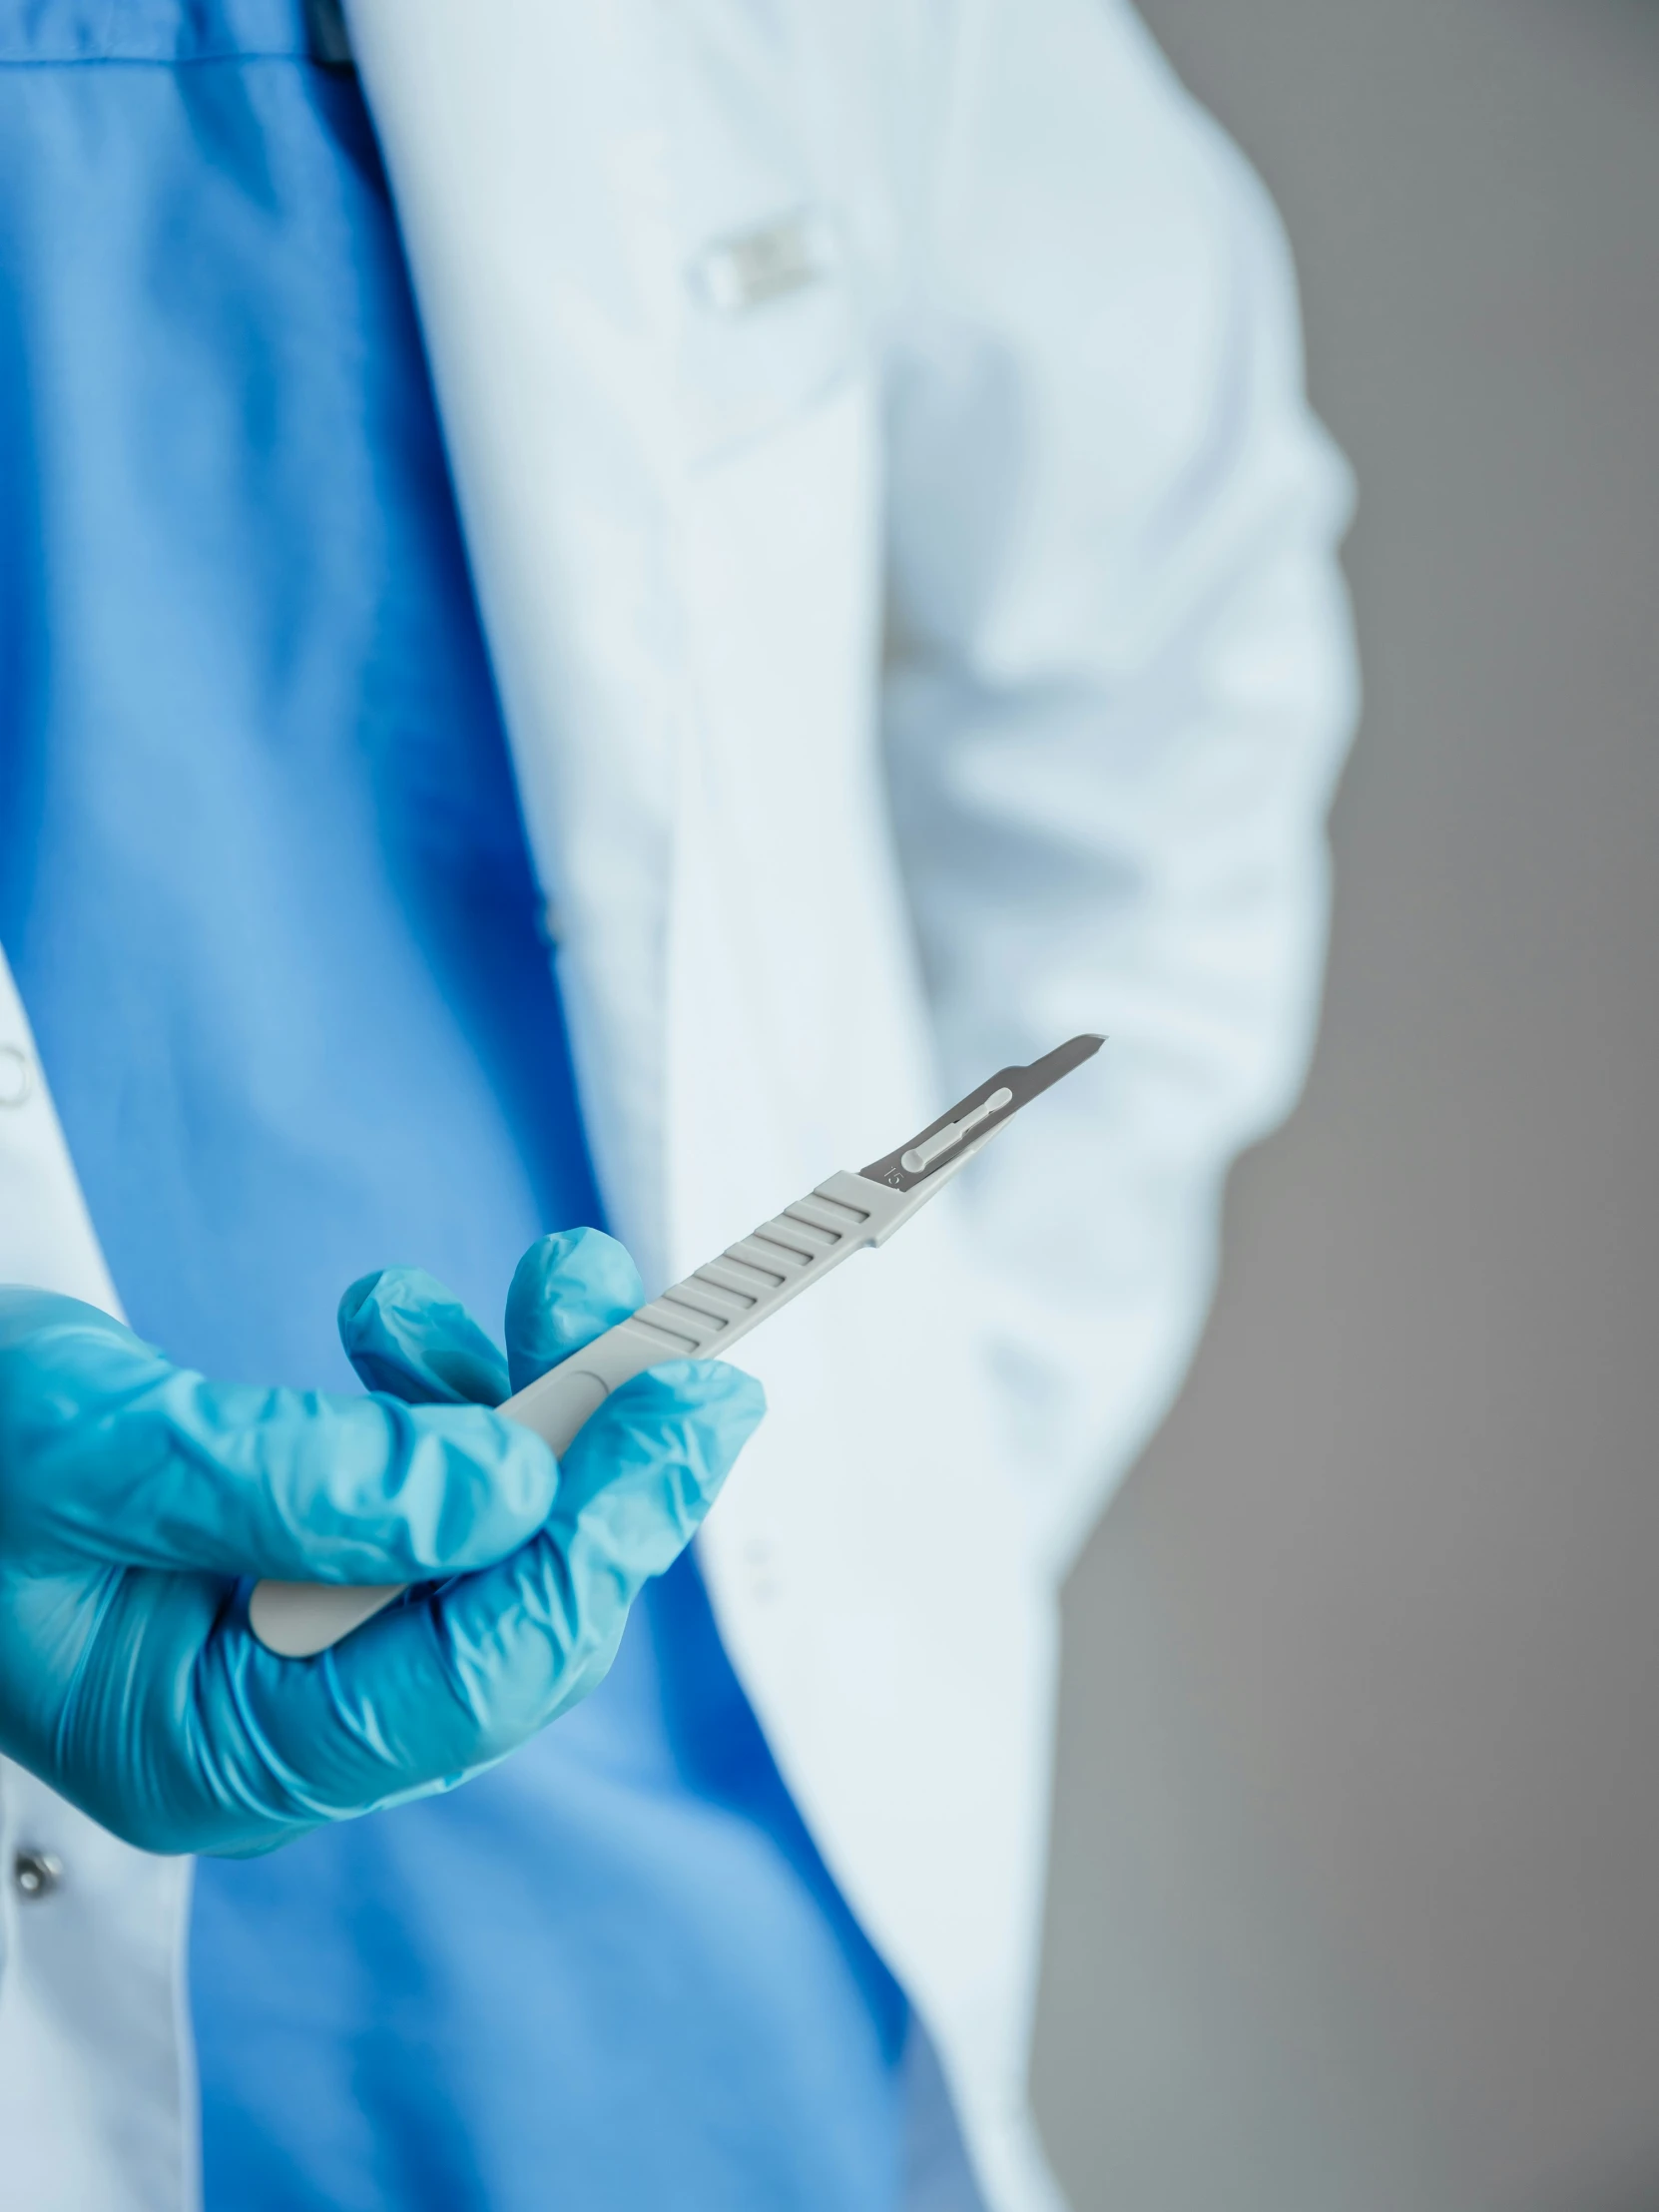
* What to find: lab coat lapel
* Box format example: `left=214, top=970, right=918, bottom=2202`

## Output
left=346, top=0, right=692, bottom=1287
left=345, top=21, right=1051, bottom=2189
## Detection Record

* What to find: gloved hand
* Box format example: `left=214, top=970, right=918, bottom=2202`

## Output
left=0, top=1230, right=763, bottom=1858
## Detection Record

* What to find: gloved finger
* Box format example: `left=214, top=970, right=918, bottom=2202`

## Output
left=335, top=1232, right=643, bottom=1409
left=0, top=1294, right=558, bottom=1585
left=207, top=1360, right=766, bottom=1840
left=504, top=1228, right=642, bottom=1393
left=337, top=1268, right=510, bottom=1405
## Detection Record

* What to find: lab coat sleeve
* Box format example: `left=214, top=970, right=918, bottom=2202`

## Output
left=877, top=0, right=1360, bottom=1576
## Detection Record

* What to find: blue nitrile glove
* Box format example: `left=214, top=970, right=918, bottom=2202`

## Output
left=0, top=1230, right=763, bottom=1858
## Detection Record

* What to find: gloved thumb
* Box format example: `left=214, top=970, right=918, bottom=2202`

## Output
left=503, top=1229, right=644, bottom=1394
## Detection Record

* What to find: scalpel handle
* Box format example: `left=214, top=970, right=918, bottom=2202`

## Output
left=248, top=1168, right=927, bottom=1657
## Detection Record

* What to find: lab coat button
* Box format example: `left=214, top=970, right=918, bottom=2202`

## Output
left=12, top=1849, right=63, bottom=1901
left=690, top=209, right=839, bottom=314
left=0, top=1042, right=32, bottom=1107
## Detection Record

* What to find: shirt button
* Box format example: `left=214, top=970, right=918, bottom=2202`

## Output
left=12, top=1849, right=64, bottom=1901
left=0, top=1043, right=32, bottom=1108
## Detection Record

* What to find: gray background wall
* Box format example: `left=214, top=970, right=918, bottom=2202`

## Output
left=1029, top=4, right=1659, bottom=2208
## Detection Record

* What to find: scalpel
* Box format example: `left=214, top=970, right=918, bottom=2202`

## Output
left=250, top=1033, right=1103, bottom=1657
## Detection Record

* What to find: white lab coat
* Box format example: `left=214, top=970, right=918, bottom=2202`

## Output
left=0, top=2, right=1357, bottom=2206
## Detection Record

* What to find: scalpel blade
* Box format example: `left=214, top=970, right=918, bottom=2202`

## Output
left=858, top=1032, right=1105, bottom=1193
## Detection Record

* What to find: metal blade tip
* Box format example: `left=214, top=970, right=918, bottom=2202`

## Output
left=1020, top=1032, right=1106, bottom=1091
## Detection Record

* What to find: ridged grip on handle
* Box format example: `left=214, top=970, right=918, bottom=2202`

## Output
left=249, top=1170, right=917, bottom=1657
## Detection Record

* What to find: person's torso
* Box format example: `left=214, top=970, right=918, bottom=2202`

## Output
left=0, top=13, right=910, bottom=2204
left=0, top=1, right=1058, bottom=2200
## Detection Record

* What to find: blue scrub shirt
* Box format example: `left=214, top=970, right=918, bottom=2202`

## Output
left=0, top=6, right=909, bottom=2205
